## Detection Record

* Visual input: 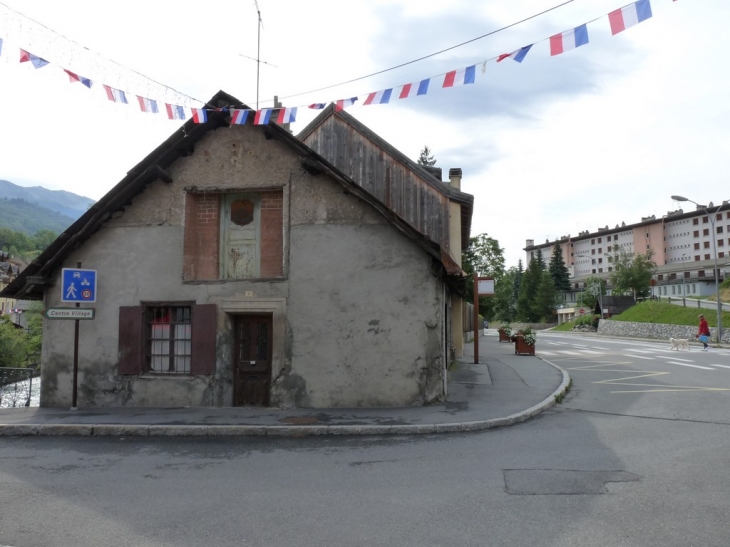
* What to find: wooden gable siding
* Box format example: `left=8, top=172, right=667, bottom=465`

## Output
left=303, top=116, right=450, bottom=250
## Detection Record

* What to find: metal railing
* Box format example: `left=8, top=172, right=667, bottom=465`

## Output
left=0, top=367, right=35, bottom=408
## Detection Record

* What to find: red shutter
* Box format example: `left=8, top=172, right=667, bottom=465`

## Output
left=191, top=304, right=217, bottom=375
left=118, top=306, right=144, bottom=375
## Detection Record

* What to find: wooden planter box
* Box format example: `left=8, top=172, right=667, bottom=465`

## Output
left=498, top=330, right=512, bottom=343
left=512, top=335, right=536, bottom=356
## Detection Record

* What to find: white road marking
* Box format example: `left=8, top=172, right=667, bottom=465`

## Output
left=624, top=349, right=654, bottom=354
left=539, top=351, right=557, bottom=356
left=711, top=364, right=730, bottom=369
left=624, top=354, right=654, bottom=360
left=591, top=347, right=609, bottom=350
left=580, top=350, right=604, bottom=355
left=665, top=357, right=695, bottom=363
left=559, top=351, right=581, bottom=355
left=666, top=361, right=715, bottom=370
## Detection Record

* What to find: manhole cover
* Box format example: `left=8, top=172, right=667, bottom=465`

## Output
left=504, top=469, right=640, bottom=495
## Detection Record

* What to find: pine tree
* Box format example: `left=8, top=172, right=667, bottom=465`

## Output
left=417, top=145, right=437, bottom=167
left=548, top=242, right=571, bottom=292
left=535, top=270, right=558, bottom=322
left=517, top=257, right=542, bottom=322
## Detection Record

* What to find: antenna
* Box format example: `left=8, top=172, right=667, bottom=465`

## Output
left=254, top=0, right=263, bottom=110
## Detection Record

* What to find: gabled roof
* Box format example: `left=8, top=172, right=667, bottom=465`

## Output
left=1, top=91, right=466, bottom=301
left=298, top=104, right=473, bottom=250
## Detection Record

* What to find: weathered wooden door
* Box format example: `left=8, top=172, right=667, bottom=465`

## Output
left=233, top=315, right=272, bottom=406
left=221, top=194, right=259, bottom=279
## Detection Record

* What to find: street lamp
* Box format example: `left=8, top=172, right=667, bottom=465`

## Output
left=671, top=195, right=728, bottom=343
left=681, top=252, right=687, bottom=306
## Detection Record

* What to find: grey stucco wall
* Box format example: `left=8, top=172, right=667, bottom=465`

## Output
left=597, top=319, right=730, bottom=343
left=40, top=123, right=446, bottom=408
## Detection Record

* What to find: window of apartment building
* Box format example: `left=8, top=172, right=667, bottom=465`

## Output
left=598, top=248, right=602, bottom=253
left=720, top=252, right=726, bottom=258
left=591, top=248, right=596, bottom=255
left=698, top=270, right=705, bottom=277
left=705, top=254, right=711, bottom=260
left=598, top=237, right=602, bottom=243
left=693, top=218, right=699, bottom=225
left=694, top=243, right=700, bottom=250
left=717, top=213, right=723, bottom=220
left=719, top=239, right=725, bottom=247
left=704, top=241, right=710, bottom=249
left=718, top=226, right=724, bottom=234
left=693, top=230, right=699, bottom=237
left=607, top=256, right=612, bottom=262
left=598, top=258, right=603, bottom=263
left=658, top=274, right=664, bottom=281
left=608, top=267, right=613, bottom=272
left=703, top=217, right=709, bottom=223
left=591, top=239, right=595, bottom=244
left=598, top=268, right=603, bottom=273
left=607, top=245, right=612, bottom=252
left=684, top=271, right=690, bottom=279
left=118, top=303, right=216, bottom=375
left=692, top=284, right=696, bottom=293
left=183, top=190, right=284, bottom=281
left=646, top=244, right=650, bottom=250
left=592, top=269, right=596, bottom=274
left=695, top=255, right=700, bottom=261
left=592, top=259, right=596, bottom=264
left=703, top=229, right=709, bottom=236
left=672, top=286, right=676, bottom=295
left=646, top=232, right=649, bottom=237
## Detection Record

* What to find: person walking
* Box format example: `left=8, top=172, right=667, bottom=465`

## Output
left=696, top=314, right=711, bottom=351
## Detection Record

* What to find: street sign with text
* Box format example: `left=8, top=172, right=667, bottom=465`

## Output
left=45, top=308, right=96, bottom=320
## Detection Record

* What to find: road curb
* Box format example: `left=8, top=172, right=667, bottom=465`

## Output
left=0, top=363, right=571, bottom=438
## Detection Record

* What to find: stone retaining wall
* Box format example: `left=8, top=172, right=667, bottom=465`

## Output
left=597, top=319, right=730, bottom=343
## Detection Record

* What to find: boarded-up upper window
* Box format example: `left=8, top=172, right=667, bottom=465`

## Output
left=231, top=199, right=254, bottom=226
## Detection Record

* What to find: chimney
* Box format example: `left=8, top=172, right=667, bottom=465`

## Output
left=448, top=168, right=462, bottom=190
left=526, top=239, right=534, bottom=248
left=273, top=95, right=291, bottom=133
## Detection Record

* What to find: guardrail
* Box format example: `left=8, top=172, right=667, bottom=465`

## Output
left=657, top=296, right=730, bottom=312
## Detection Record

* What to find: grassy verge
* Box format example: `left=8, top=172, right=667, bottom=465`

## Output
left=611, top=300, right=730, bottom=327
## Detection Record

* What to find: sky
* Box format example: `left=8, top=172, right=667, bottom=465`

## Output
left=1, top=0, right=729, bottom=268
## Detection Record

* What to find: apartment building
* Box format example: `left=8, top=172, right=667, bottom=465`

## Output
left=525, top=202, right=730, bottom=299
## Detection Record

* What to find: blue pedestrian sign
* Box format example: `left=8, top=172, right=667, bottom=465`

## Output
left=61, top=268, right=97, bottom=303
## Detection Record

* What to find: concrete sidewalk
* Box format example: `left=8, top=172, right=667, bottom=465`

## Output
left=0, top=331, right=569, bottom=437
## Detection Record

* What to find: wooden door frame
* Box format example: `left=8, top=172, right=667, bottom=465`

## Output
left=233, top=313, right=273, bottom=407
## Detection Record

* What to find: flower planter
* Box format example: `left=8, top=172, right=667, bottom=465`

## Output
left=498, top=330, right=512, bottom=343
left=513, top=335, right=536, bottom=356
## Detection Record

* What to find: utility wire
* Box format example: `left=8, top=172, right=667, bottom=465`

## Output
left=275, top=0, right=576, bottom=102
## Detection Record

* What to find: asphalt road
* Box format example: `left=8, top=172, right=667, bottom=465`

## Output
left=0, top=333, right=728, bottom=547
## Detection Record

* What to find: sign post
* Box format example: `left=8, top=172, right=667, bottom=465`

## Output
left=473, top=276, right=495, bottom=364
left=60, top=264, right=97, bottom=409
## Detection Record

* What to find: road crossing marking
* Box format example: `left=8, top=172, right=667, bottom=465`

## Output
left=559, top=351, right=581, bottom=355
left=666, top=361, right=715, bottom=370
left=711, top=364, right=730, bottom=369
left=579, top=350, right=604, bottom=354
left=591, top=347, right=609, bottom=350
left=624, top=354, right=654, bottom=360
left=624, top=349, right=654, bottom=354
left=665, top=357, right=695, bottom=363
left=568, top=362, right=730, bottom=393
left=539, top=351, right=557, bottom=356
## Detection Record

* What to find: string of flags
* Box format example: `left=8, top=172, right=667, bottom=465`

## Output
left=0, top=0, right=670, bottom=126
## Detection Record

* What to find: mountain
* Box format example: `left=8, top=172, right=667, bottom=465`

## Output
left=0, top=180, right=95, bottom=235
left=0, top=180, right=95, bottom=220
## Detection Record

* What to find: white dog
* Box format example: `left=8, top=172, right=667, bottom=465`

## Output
left=669, top=337, right=689, bottom=350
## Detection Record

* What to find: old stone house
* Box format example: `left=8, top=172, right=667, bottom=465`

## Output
left=0, top=91, right=473, bottom=409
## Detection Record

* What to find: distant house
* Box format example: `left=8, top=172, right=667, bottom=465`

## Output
left=0, top=91, right=473, bottom=409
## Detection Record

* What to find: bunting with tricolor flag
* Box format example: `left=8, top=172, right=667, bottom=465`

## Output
left=64, top=70, right=93, bottom=88
left=277, top=107, right=297, bottom=123
left=443, top=65, right=476, bottom=88
left=230, top=109, right=249, bottom=125
left=608, top=0, right=653, bottom=35
left=19, top=49, right=49, bottom=69
left=399, top=79, right=430, bottom=99
left=137, top=96, right=158, bottom=113
left=497, top=45, right=533, bottom=63
left=254, top=109, right=273, bottom=125
left=192, top=108, right=207, bottom=123
left=550, top=24, right=590, bottom=56
left=166, top=103, right=186, bottom=120
left=364, top=89, right=392, bottom=105
left=335, top=97, right=358, bottom=111
left=103, top=85, right=128, bottom=104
